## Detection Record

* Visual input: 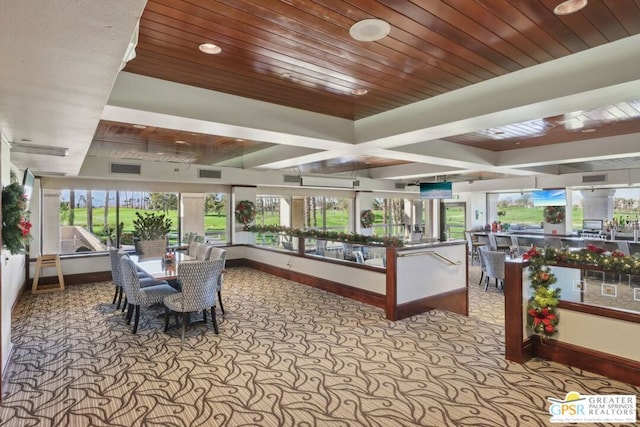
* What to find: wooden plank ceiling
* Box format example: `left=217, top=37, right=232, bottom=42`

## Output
left=101, top=0, right=640, bottom=173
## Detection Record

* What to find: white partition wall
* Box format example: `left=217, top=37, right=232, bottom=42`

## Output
left=395, top=243, right=466, bottom=305
left=231, top=186, right=257, bottom=244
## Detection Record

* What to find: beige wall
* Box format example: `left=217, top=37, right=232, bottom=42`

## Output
left=1, top=134, right=27, bottom=373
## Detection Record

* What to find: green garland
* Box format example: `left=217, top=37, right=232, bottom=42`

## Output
left=523, top=247, right=560, bottom=338
left=245, top=224, right=404, bottom=247
left=2, top=182, right=32, bottom=254
left=234, top=200, right=256, bottom=226
left=360, top=210, right=375, bottom=228
left=521, top=243, right=640, bottom=338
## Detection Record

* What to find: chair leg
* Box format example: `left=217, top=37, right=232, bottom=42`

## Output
left=164, top=307, right=171, bottom=332
left=202, top=309, right=207, bottom=324
left=478, top=272, right=484, bottom=287
left=112, top=287, right=119, bottom=305
left=126, top=303, right=133, bottom=324
left=116, top=287, right=124, bottom=310
left=218, top=290, right=225, bottom=314
left=122, top=296, right=128, bottom=313
left=210, top=307, right=219, bottom=334
left=484, top=277, right=490, bottom=292
left=181, top=313, right=189, bottom=341
left=132, top=305, right=141, bottom=334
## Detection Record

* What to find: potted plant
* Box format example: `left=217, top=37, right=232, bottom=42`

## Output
left=132, top=211, right=172, bottom=256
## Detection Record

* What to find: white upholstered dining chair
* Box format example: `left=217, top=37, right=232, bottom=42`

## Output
left=120, top=255, right=178, bottom=334
left=163, top=259, right=224, bottom=341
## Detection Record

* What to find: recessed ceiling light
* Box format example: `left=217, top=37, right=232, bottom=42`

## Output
left=351, top=88, right=368, bottom=96
left=132, top=124, right=146, bottom=129
left=156, top=152, right=165, bottom=155
left=235, top=138, right=245, bottom=142
left=198, top=43, right=222, bottom=54
left=554, top=0, right=588, bottom=15
left=349, top=19, right=391, bottom=42
left=581, top=128, right=596, bottom=133
left=175, top=140, right=187, bottom=144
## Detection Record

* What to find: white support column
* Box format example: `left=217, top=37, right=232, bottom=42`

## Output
left=181, top=193, right=205, bottom=242
left=355, top=192, right=373, bottom=235
left=232, top=186, right=257, bottom=243
left=403, top=199, right=413, bottom=238
left=279, top=196, right=291, bottom=227
left=543, top=190, right=573, bottom=235
left=42, top=188, right=61, bottom=254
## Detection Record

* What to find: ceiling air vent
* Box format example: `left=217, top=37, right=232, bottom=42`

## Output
left=283, top=174, right=301, bottom=183
left=11, top=142, right=69, bottom=157
left=353, top=180, right=360, bottom=187
left=198, top=169, right=222, bottom=179
left=582, top=174, right=607, bottom=184
left=395, top=182, right=406, bottom=189
left=110, top=163, right=141, bottom=175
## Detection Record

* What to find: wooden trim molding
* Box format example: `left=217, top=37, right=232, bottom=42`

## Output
left=27, top=271, right=112, bottom=287
left=504, top=261, right=528, bottom=363
left=241, top=258, right=386, bottom=308
left=533, top=336, right=640, bottom=386
left=395, top=288, right=467, bottom=320
left=385, top=247, right=397, bottom=320
left=559, top=300, right=640, bottom=324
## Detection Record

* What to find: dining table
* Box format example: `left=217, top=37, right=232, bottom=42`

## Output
left=129, top=251, right=196, bottom=282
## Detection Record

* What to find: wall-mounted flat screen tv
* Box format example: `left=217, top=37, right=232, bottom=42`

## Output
left=532, top=189, right=566, bottom=207
left=583, top=219, right=603, bottom=231
left=420, top=181, right=452, bottom=199
left=22, top=168, right=35, bottom=209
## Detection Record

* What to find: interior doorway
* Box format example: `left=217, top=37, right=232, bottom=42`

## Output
left=440, top=202, right=466, bottom=241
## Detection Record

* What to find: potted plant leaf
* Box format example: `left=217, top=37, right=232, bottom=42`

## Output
left=132, top=211, right=172, bottom=256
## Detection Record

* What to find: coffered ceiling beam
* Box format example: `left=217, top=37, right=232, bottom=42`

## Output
left=497, top=133, right=640, bottom=169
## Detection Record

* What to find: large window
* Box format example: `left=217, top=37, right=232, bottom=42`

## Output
left=60, top=190, right=116, bottom=253
left=204, top=193, right=228, bottom=242
left=292, top=196, right=350, bottom=232
left=60, top=190, right=179, bottom=253
left=494, top=191, right=586, bottom=230
left=256, top=195, right=280, bottom=226
left=609, top=188, right=640, bottom=231
left=371, top=198, right=405, bottom=236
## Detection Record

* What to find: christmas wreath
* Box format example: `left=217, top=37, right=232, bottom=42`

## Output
left=234, top=200, right=257, bottom=227
left=360, top=209, right=375, bottom=228
left=2, top=182, right=32, bottom=254
left=543, top=206, right=564, bottom=224
left=522, top=247, right=560, bottom=339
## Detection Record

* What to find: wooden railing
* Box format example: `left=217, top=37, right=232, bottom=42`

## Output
left=504, top=259, right=640, bottom=386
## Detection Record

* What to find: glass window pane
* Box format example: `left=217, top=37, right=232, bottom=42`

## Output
left=59, top=189, right=110, bottom=254
left=204, top=192, right=229, bottom=243
left=256, top=195, right=281, bottom=226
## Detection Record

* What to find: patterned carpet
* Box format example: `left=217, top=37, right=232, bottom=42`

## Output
left=1, top=266, right=638, bottom=426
